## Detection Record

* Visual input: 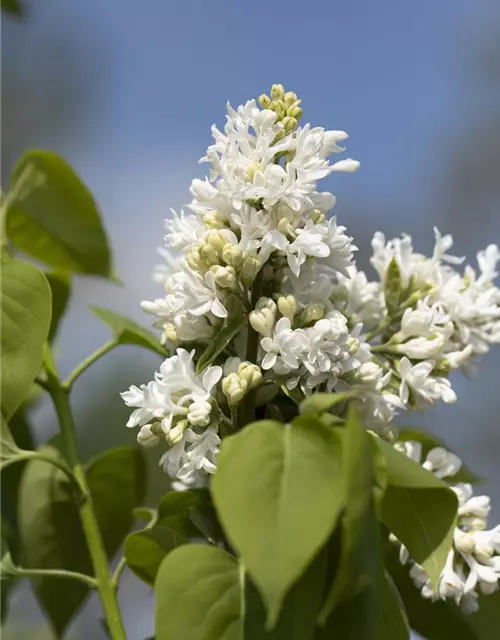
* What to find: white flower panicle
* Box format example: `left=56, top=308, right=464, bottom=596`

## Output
left=123, top=84, right=500, bottom=610
left=394, top=441, right=500, bottom=614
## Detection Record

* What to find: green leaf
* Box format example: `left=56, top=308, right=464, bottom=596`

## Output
left=5, top=150, right=113, bottom=277
left=1, top=414, right=23, bottom=462
left=86, top=446, right=147, bottom=557
left=1, top=0, right=24, bottom=17
left=397, top=427, right=483, bottom=484
left=155, top=545, right=243, bottom=640
left=384, top=257, right=402, bottom=314
left=91, top=306, right=167, bottom=356
left=299, top=391, right=352, bottom=415
left=318, top=409, right=384, bottom=639
left=377, top=438, right=458, bottom=589
left=196, top=313, right=247, bottom=373
left=18, top=445, right=146, bottom=636
left=125, top=489, right=204, bottom=585
left=387, top=548, right=500, bottom=640
left=1, top=257, right=51, bottom=419
left=245, top=549, right=328, bottom=640
left=45, top=271, right=71, bottom=342
left=375, top=570, right=410, bottom=640
left=211, top=418, right=344, bottom=627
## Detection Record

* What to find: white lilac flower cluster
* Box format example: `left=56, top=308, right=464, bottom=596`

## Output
left=394, top=441, right=500, bottom=613
left=121, top=84, right=500, bottom=607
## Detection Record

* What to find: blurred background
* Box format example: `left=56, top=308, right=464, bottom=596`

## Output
left=2, top=0, right=500, bottom=637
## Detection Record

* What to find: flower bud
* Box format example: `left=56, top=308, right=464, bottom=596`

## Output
left=400, top=306, right=434, bottom=338
left=454, top=529, right=476, bottom=555
left=238, top=362, right=262, bottom=389
left=210, top=265, right=236, bottom=289
left=163, top=322, right=178, bottom=343
left=282, top=116, right=297, bottom=132
left=249, top=308, right=275, bottom=337
left=137, top=424, right=161, bottom=448
left=222, top=373, right=248, bottom=404
left=395, top=335, right=445, bottom=360
left=286, top=105, right=303, bottom=120
left=277, top=217, right=294, bottom=236
left=186, top=248, right=206, bottom=272
left=222, top=243, right=243, bottom=268
left=203, top=211, right=225, bottom=229
left=284, top=91, right=298, bottom=106
left=270, top=100, right=286, bottom=119
left=309, top=209, right=325, bottom=224
left=445, top=345, right=473, bottom=369
left=241, top=252, right=261, bottom=284
left=277, top=295, right=297, bottom=320
left=347, top=337, right=360, bottom=355
left=205, top=230, right=226, bottom=253
left=300, top=303, right=325, bottom=325
left=166, top=419, right=188, bottom=446
left=270, top=84, right=285, bottom=100
left=187, top=400, right=212, bottom=427
left=258, top=93, right=272, bottom=108
left=356, top=362, right=383, bottom=384
left=199, top=243, right=220, bottom=266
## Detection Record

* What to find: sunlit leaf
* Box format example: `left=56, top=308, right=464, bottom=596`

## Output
left=91, top=306, right=166, bottom=356
left=5, top=150, right=113, bottom=277
left=211, top=417, right=344, bottom=627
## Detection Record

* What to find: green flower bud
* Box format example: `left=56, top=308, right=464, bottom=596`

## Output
left=300, top=303, right=325, bottom=325
left=203, top=212, right=226, bottom=229
left=270, top=84, right=285, bottom=100
left=309, top=209, right=325, bottom=224
left=277, top=295, right=297, bottom=320
left=199, top=243, right=220, bottom=266
left=270, top=100, right=286, bottom=119
left=163, top=322, right=178, bottom=343
left=238, top=362, right=262, bottom=389
left=205, top=230, right=226, bottom=253
left=186, top=248, right=206, bottom=272
left=284, top=91, right=298, bottom=106
left=258, top=93, right=272, bottom=108
left=222, top=373, right=248, bottom=405
left=282, top=116, right=297, bottom=132
left=241, top=252, right=261, bottom=284
left=287, top=105, right=303, bottom=120
left=210, top=265, right=237, bottom=289
left=166, top=419, right=188, bottom=446
left=222, top=243, right=243, bottom=267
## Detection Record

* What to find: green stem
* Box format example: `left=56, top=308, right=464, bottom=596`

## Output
left=0, top=451, right=80, bottom=492
left=112, top=557, right=127, bottom=590
left=44, top=348, right=126, bottom=640
left=63, top=339, right=118, bottom=390
left=9, top=564, right=97, bottom=588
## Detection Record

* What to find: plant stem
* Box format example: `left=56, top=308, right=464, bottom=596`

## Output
left=9, top=564, right=97, bottom=588
left=44, top=348, right=126, bottom=640
left=238, top=275, right=262, bottom=428
left=63, top=339, right=118, bottom=390
left=0, top=451, right=80, bottom=491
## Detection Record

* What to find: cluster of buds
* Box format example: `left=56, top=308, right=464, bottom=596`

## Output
left=222, top=360, right=263, bottom=405
left=259, top=84, right=303, bottom=136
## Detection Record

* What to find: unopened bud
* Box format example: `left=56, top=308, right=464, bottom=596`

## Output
left=167, top=419, right=188, bottom=446
left=199, top=243, right=220, bottom=266
left=210, top=265, right=236, bottom=289
left=270, top=84, right=285, bottom=100
left=241, top=252, right=261, bottom=284
left=286, top=105, right=303, bottom=120
left=222, top=373, right=248, bottom=405
left=282, top=116, right=297, bottom=132
left=300, top=303, right=325, bottom=325
left=187, top=401, right=212, bottom=427
left=203, top=212, right=225, bottom=229
left=347, top=337, right=360, bottom=355
left=270, top=100, right=286, bottom=119
left=258, top=93, right=272, bottom=108
left=246, top=162, right=262, bottom=183
left=222, top=243, right=243, bottom=267
left=238, top=362, right=262, bottom=389
left=249, top=308, right=275, bottom=337
left=277, top=295, right=297, bottom=320
left=454, top=529, right=476, bottom=555
left=137, top=425, right=161, bottom=448
left=163, top=322, right=178, bottom=343
left=277, top=217, right=294, bottom=236
left=205, top=230, right=226, bottom=253
left=310, top=209, right=325, bottom=224
left=186, top=248, right=206, bottom=272
left=284, top=91, right=298, bottom=106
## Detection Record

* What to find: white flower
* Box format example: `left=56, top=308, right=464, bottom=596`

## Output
left=398, top=357, right=456, bottom=405
left=260, top=317, right=309, bottom=371
left=396, top=335, right=446, bottom=360
left=161, top=426, right=221, bottom=486
left=121, top=349, right=222, bottom=434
